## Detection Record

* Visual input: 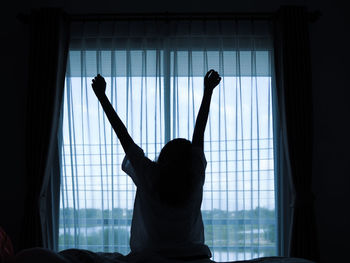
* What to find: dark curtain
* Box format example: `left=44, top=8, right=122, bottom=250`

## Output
left=273, top=6, right=319, bottom=261
left=19, top=8, right=69, bottom=250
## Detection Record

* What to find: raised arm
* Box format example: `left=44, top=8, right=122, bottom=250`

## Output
left=92, top=74, right=135, bottom=154
left=192, top=70, right=221, bottom=149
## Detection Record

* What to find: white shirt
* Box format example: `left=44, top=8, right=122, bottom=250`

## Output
left=122, top=143, right=211, bottom=259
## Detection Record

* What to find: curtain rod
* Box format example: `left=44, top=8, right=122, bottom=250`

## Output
left=70, top=12, right=274, bottom=21
left=69, top=11, right=321, bottom=22
left=17, top=10, right=321, bottom=24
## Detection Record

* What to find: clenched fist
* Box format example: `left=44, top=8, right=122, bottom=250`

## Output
left=92, top=74, right=106, bottom=99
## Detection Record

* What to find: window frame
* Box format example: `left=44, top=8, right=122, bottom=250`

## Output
left=59, top=19, right=282, bottom=258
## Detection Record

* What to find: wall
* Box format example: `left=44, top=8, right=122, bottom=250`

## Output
left=0, top=0, right=30, bottom=253
left=308, top=0, right=349, bottom=262
left=1, top=0, right=348, bottom=262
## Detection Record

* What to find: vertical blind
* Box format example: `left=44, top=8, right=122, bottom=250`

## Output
left=59, top=18, right=276, bottom=261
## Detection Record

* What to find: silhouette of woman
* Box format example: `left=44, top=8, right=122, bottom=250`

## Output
left=91, top=70, right=221, bottom=260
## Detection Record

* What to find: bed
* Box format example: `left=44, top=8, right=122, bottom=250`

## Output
left=10, top=248, right=315, bottom=263
left=0, top=227, right=315, bottom=263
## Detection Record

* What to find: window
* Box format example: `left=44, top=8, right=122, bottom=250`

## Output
left=59, top=19, right=276, bottom=262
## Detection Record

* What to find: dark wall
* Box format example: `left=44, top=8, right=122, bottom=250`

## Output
left=308, top=1, right=349, bottom=262
left=0, top=0, right=30, bottom=253
left=1, top=0, right=348, bottom=262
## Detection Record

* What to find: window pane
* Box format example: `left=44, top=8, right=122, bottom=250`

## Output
left=59, top=49, right=276, bottom=261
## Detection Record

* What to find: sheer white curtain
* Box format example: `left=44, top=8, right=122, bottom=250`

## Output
left=59, top=18, right=275, bottom=261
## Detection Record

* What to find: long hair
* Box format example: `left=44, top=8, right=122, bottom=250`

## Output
left=156, top=138, right=196, bottom=207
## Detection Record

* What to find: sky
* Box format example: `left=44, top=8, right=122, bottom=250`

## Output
left=60, top=75, right=275, bottom=212
left=60, top=49, right=275, bottom=213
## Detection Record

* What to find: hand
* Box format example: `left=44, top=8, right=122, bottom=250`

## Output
left=204, top=69, right=221, bottom=93
left=92, top=74, right=106, bottom=99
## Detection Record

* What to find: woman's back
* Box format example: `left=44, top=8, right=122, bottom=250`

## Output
left=122, top=142, right=211, bottom=259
